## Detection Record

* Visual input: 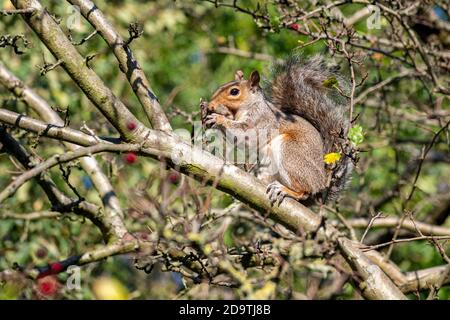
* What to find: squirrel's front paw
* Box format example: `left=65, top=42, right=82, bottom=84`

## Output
left=205, top=114, right=225, bottom=128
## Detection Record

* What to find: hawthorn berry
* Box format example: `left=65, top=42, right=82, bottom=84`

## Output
left=289, top=23, right=299, bottom=30
left=50, top=262, right=63, bottom=274
left=37, top=276, right=59, bottom=296
left=124, top=152, right=137, bottom=164
left=126, top=121, right=137, bottom=131
left=168, top=172, right=180, bottom=184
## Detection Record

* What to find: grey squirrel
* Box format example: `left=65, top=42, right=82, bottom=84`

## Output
left=201, top=55, right=353, bottom=205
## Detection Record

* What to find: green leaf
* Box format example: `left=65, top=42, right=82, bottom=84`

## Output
left=323, top=76, right=338, bottom=88
left=267, top=5, right=281, bottom=31
left=223, top=225, right=234, bottom=247
left=348, top=124, right=364, bottom=146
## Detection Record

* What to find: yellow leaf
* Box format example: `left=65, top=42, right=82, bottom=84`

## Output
left=187, top=232, right=203, bottom=243
left=324, top=152, right=341, bottom=164
left=204, top=244, right=213, bottom=255
left=163, top=228, right=174, bottom=239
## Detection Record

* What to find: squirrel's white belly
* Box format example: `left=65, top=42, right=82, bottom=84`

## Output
left=255, top=134, right=290, bottom=186
left=268, top=134, right=291, bottom=186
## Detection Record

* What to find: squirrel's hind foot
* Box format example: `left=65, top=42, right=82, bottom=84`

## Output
left=266, top=181, right=308, bottom=206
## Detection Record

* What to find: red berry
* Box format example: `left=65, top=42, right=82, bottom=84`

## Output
left=168, top=172, right=180, bottom=184
left=124, top=152, right=137, bottom=164
left=289, top=23, right=299, bottom=30
left=50, top=262, right=63, bottom=274
left=37, top=276, right=59, bottom=296
left=127, top=121, right=137, bottom=131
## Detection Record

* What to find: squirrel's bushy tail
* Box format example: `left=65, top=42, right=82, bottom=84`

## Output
left=266, top=54, right=353, bottom=201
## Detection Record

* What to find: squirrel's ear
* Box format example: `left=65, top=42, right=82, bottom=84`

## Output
left=234, top=70, right=244, bottom=81
left=249, top=70, right=260, bottom=88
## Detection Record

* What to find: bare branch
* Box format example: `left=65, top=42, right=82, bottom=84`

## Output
left=0, top=8, right=35, bottom=16
left=363, top=235, right=450, bottom=251
left=0, top=142, right=145, bottom=204
left=1, top=211, right=60, bottom=220
left=345, top=216, right=450, bottom=237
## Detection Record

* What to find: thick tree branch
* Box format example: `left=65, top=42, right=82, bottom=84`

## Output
left=364, top=250, right=408, bottom=287
left=12, top=0, right=149, bottom=142
left=0, top=63, right=128, bottom=241
left=6, top=0, right=412, bottom=299
left=0, top=108, right=99, bottom=146
left=67, top=0, right=172, bottom=132
left=337, top=238, right=407, bottom=299
left=2, top=119, right=409, bottom=298
left=402, top=265, right=450, bottom=293
left=0, top=127, right=114, bottom=238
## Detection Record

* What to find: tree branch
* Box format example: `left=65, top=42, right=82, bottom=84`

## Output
left=0, top=108, right=99, bottom=146
left=1, top=211, right=60, bottom=220
left=67, top=0, right=172, bottom=132
left=0, top=127, right=114, bottom=238
left=342, top=217, right=450, bottom=236
left=2, top=117, right=409, bottom=298
left=337, top=238, right=407, bottom=299
left=11, top=0, right=149, bottom=142
left=402, top=265, right=450, bottom=293
left=0, top=142, right=147, bottom=204
left=6, top=0, right=413, bottom=299
left=0, top=64, right=127, bottom=238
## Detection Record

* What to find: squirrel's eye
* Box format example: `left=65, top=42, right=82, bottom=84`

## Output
left=230, top=88, right=240, bottom=96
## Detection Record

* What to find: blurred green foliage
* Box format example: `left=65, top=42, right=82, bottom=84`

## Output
left=0, top=0, right=449, bottom=299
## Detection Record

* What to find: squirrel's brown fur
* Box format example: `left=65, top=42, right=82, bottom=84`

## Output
left=202, top=55, right=352, bottom=204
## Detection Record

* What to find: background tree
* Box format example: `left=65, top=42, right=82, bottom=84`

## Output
left=0, top=0, right=449, bottom=300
